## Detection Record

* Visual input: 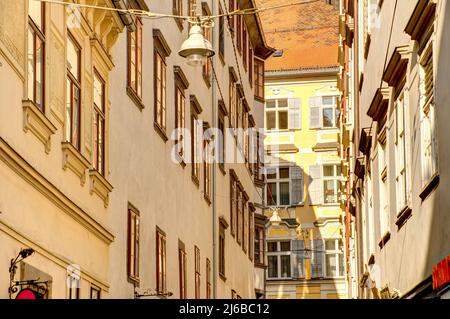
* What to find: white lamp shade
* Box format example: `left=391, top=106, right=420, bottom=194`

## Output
left=179, top=25, right=215, bottom=66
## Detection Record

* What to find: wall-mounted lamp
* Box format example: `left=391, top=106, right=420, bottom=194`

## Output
left=9, top=248, right=35, bottom=298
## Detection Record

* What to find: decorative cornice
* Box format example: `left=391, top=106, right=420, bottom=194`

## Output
left=0, top=137, right=115, bottom=244
left=173, top=65, right=190, bottom=89
left=89, top=169, right=113, bottom=207
left=405, top=0, right=436, bottom=41
left=382, top=45, right=409, bottom=90
left=190, top=95, right=203, bottom=114
left=367, top=87, right=391, bottom=122
left=153, top=29, right=171, bottom=57
left=61, top=142, right=90, bottom=186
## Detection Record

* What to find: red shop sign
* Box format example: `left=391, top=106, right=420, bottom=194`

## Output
left=432, top=255, right=450, bottom=291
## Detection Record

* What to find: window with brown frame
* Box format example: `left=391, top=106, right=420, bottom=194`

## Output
left=254, top=58, right=265, bottom=100
left=90, top=285, right=101, bottom=299
left=242, top=197, right=248, bottom=253
left=178, top=240, right=187, bottom=299
left=188, top=0, right=196, bottom=16
left=174, top=66, right=189, bottom=163
left=236, top=6, right=242, bottom=54
left=243, top=25, right=248, bottom=71
left=230, top=174, right=237, bottom=236
left=127, top=17, right=142, bottom=102
left=173, top=0, right=183, bottom=29
left=202, top=4, right=212, bottom=85
left=237, top=188, right=243, bottom=245
left=219, top=224, right=226, bottom=278
left=27, top=0, right=45, bottom=112
left=254, top=224, right=265, bottom=267
left=206, top=258, right=211, bottom=299
left=229, top=73, right=237, bottom=129
left=236, top=89, right=243, bottom=130
left=204, top=125, right=212, bottom=203
left=243, top=109, right=249, bottom=163
left=219, top=6, right=225, bottom=59
left=156, top=227, right=167, bottom=295
left=229, top=0, right=236, bottom=31
left=191, top=101, right=202, bottom=185
left=218, top=106, right=226, bottom=172
left=194, top=246, right=201, bottom=298
left=66, top=32, right=82, bottom=150
left=154, top=51, right=167, bottom=133
left=127, top=206, right=140, bottom=281
left=249, top=46, right=253, bottom=87
left=249, top=207, right=255, bottom=261
left=93, top=70, right=105, bottom=175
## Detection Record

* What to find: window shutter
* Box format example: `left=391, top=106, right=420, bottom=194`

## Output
left=290, top=166, right=304, bottom=205
left=311, top=239, right=324, bottom=278
left=309, top=96, right=322, bottom=129
left=292, top=240, right=305, bottom=279
left=288, top=98, right=302, bottom=130
left=308, top=165, right=323, bottom=205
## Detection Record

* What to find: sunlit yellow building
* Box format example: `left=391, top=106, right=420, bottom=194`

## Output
left=257, top=0, right=347, bottom=299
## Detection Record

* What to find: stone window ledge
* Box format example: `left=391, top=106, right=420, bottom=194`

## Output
left=61, top=141, right=90, bottom=185
left=23, top=100, right=57, bottom=154
left=395, top=205, right=412, bottom=229
left=89, top=169, right=113, bottom=207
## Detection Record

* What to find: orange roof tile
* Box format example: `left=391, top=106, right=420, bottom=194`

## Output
left=255, top=0, right=339, bottom=71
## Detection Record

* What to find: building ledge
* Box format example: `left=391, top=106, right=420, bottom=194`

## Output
left=22, top=100, right=57, bottom=154
left=61, top=142, right=90, bottom=185
left=89, top=169, right=113, bottom=207
left=378, top=231, right=391, bottom=249
left=126, top=86, right=145, bottom=111
left=419, top=173, right=439, bottom=201
left=395, top=205, right=412, bottom=229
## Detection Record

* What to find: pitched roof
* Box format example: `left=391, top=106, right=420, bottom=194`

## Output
left=255, top=0, right=339, bottom=71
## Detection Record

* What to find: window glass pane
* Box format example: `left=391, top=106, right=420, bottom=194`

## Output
left=279, top=167, right=290, bottom=179
left=280, top=241, right=291, bottom=252
left=323, top=165, right=334, bottom=177
left=266, top=100, right=276, bottom=108
left=325, top=240, right=336, bottom=251
left=323, top=107, right=335, bottom=127
left=326, top=254, right=337, bottom=277
left=266, top=112, right=276, bottom=130
left=267, top=242, right=278, bottom=252
left=322, top=96, right=335, bottom=106
left=268, top=256, right=278, bottom=278
left=324, top=180, right=336, bottom=203
left=29, top=0, right=43, bottom=30
left=278, top=99, right=288, bottom=108
left=67, top=37, right=79, bottom=79
left=339, top=254, right=344, bottom=276
left=94, top=74, right=103, bottom=110
left=266, top=168, right=277, bottom=180
left=280, top=255, right=291, bottom=278
left=268, top=183, right=277, bottom=205
left=27, top=29, right=34, bottom=101
left=279, top=182, right=290, bottom=205
left=278, top=111, right=288, bottom=130
left=36, top=38, right=44, bottom=108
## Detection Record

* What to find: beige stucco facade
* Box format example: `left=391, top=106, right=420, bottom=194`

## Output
left=339, top=0, right=450, bottom=299
left=0, top=0, right=272, bottom=299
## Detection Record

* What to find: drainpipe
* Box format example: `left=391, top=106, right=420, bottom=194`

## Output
left=112, top=0, right=136, bottom=32
left=211, top=0, right=218, bottom=299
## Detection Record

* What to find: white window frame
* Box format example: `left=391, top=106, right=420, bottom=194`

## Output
left=266, top=167, right=291, bottom=207
left=394, top=91, right=408, bottom=212
left=419, top=39, right=438, bottom=188
left=266, top=240, right=292, bottom=280
left=324, top=239, right=345, bottom=278
left=321, top=96, right=339, bottom=129
left=378, top=142, right=390, bottom=236
left=265, top=98, right=289, bottom=131
left=322, top=164, right=341, bottom=204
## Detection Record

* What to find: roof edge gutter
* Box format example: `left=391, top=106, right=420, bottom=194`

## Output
left=112, top=0, right=136, bottom=33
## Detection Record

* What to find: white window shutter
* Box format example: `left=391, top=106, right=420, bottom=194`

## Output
left=288, top=98, right=302, bottom=130
left=311, top=239, right=324, bottom=278
left=309, top=96, right=322, bottom=129
left=290, top=166, right=304, bottom=205
left=292, top=240, right=305, bottom=279
left=308, top=165, right=323, bottom=205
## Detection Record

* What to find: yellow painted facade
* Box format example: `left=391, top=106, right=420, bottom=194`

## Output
left=263, top=72, right=347, bottom=299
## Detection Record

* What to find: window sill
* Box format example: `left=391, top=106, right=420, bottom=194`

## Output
left=22, top=100, right=57, bottom=154
left=395, top=205, right=412, bottom=229
left=153, top=122, right=168, bottom=143
left=419, top=173, right=439, bottom=201
left=61, top=141, right=90, bottom=186
left=378, top=231, right=391, bottom=249
left=219, top=273, right=226, bottom=282
left=254, top=96, right=265, bottom=103
left=255, top=263, right=267, bottom=269
left=191, top=174, right=200, bottom=188
left=127, top=276, right=140, bottom=287
left=202, top=73, right=211, bottom=88
left=174, top=152, right=186, bottom=169
left=204, top=194, right=212, bottom=206
left=89, top=169, right=113, bottom=207
left=219, top=164, right=226, bottom=175
left=126, top=86, right=145, bottom=111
